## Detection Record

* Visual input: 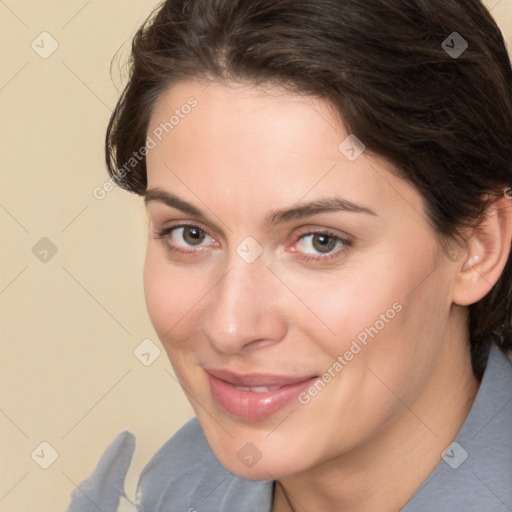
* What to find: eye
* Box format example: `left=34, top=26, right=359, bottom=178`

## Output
left=291, top=230, right=351, bottom=261
left=155, top=224, right=216, bottom=252
left=298, top=233, right=339, bottom=254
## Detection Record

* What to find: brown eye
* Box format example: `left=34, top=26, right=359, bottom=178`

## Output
left=311, top=233, right=338, bottom=253
left=183, top=226, right=206, bottom=245
left=156, top=225, right=215, bottom=251
left=293, top=231, right=350, bottom=261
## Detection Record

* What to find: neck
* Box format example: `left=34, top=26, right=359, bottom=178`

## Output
left=272, top=313, right=480, bottom=512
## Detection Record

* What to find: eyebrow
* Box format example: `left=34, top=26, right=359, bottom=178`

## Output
left=144, top=187, right=377, bottom=225
left=268, top=196, right=377, bottom=224
left=145, top=188, right=206, bottom=220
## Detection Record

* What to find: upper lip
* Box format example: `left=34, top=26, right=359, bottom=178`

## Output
left=205, top=368, right=318, bottom=387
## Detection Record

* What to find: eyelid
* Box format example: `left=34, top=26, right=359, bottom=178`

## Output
left=291, top=225, right=353, bottom=245
left=292, top=226, right=355, bottom=251
left=146, top=203, right=227, bottom=240
left=154, top=220, right=216, bottom=239
left=154, top=221, right=353, bottom=262
left=287, top=226, right=353, bottom=262
left=154, top=222, right=219, bottom=251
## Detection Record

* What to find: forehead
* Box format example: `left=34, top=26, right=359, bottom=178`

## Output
left=145, top=80, right=426, bottom=228
left=147, top=79, right=342, bottom=160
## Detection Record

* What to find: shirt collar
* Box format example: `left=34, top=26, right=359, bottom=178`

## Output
left=402, top=343, right=512, bottom=510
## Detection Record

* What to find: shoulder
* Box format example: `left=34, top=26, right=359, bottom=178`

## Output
left=138, top=417, right=209, bottom=484
left=136, top=417, right=274, bottom=512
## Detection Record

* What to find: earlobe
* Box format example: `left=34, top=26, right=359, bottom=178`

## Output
left=452, top=195, right=512, bottom=307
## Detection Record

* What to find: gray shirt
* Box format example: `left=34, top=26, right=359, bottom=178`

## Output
left=66, top=344, right=512, bottom=511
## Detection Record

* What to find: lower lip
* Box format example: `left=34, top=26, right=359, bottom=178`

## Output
left=207, top=374, right=318, bottom=421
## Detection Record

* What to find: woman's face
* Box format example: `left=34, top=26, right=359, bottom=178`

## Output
left=143, top=80, right=460, bottom=479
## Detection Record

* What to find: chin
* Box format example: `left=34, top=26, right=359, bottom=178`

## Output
left=216, top=450, right=299, bottom=481
left=203, top=426, right=310, bottom=481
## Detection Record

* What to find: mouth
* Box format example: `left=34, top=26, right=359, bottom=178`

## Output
left=205, top=368, right=318, bottom=421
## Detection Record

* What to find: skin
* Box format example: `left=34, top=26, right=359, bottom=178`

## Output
left=141, top=79, right=505, bottom=511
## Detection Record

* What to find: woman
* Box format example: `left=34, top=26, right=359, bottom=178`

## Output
left=67, top=0, right=512, bottom=510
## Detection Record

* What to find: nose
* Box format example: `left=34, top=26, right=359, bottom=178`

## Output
left=202, top=252, right=288, bottom=355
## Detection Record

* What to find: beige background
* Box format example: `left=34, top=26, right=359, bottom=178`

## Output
left=0, top=1, right=511, bottom=510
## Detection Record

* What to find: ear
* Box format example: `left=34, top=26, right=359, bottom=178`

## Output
left=452, top=193, right=512, bottom=307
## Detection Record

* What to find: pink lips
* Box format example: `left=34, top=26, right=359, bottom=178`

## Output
left=206, top=368, right=318, bottom=421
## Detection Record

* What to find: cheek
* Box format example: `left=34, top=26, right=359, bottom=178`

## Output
left=143, top=250, right=169, bottom=334
left=299, top=246, right=451, bottom=391
left=143, top=247, right=203, bottom=346
left=339, top=265, right=453, bottom=416
left=281, top=261, right=407, bottom=361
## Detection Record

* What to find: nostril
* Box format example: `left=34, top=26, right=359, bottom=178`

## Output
left=242, top=339, right=276, bottom=351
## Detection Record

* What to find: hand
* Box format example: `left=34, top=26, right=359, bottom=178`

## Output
left=66, top=431, right=137, bottom=512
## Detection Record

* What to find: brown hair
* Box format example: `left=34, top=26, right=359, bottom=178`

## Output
left=106, top=0, right=512, bottom=378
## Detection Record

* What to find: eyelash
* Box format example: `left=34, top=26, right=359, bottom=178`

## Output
left=154, top=223, right=352, bottom=262
left=291, top=229, right=352, bottom=263
left=154, top=223, right=217, bottom=256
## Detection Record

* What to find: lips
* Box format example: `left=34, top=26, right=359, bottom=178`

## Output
left=205, top=368, right=318, bottom=421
